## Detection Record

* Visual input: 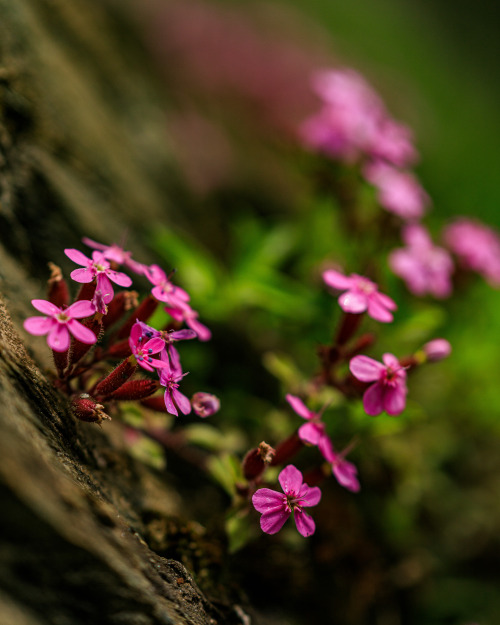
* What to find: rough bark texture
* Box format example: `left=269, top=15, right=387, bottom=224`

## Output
left=0, top=2, right=248, bottom=624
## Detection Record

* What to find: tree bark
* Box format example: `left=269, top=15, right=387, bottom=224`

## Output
left=0, top=2, right=248, bottom=623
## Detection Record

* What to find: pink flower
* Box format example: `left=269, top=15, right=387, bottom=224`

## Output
left=82, top=237, right=149, bottom=275
left=159, top=352, right=191, bottom=417
left=323, top=269, right=397, bottom=322
left=65, top=249, right=133, bottom=306
left=145, top=265, right=191, bottom=309
left=318, top=437, right=360, bottom=493
left=128, top=322, right=167, bottom=372
left=443, top=218, right=500, bottom=286
left=252, top=465, right=321, bottom=537
left=349, top=353, right=408, bottom=416
left=364, top=162, right=429, bottom=220
left=286, top=394, right=327, bottom=446
left=368, top=118, right=418, bottom=168
left=191, top=392, right=220, bottom=418
left=24, top=299, right=97, bottom=352
left=389, top=224, right=454, bottom=298
left=422, top=338, right=452, bottom=362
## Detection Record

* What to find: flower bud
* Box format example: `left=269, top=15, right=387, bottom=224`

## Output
left=117, top=295, right=158, bottom=339
left=191, top=392, right=220, bottom=418
left=103, top=291, right=139, bottom=330
left=94, top=358, right=137, bottom=398
left=140, top=396, right=169, bottom=412
left=109, top=379, right=160, bottom=401
left=242, top=441, right=276, bottom=480
left=72, top=395, right=110, bottom=424
left=422, top=338, right=452, bottom=362
left=47, top=263, right=69, bottom=308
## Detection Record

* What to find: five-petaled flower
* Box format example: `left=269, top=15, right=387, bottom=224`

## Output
left=349, top=353, right=408, bottom=416
left=24, top=299, right=97, bottom=352
left=64, top=248, right=133, bottom=307
left=323, top=269, right=397, bottom=322
left=145, top=264, right=191, bottom=309
left=252, top=464, right=321, bottom=537
left=128, top=322, right=167, bottom=372
left=286, top=394, right=327, bottom=446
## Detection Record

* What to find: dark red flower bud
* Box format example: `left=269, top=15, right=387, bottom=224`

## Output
left=69, top=316, right=102, bottom=366
left=140, top=395, right=168, bottom=413
left=103, top=291, right=139, bottom=330
left=75, top=280, right=96, bottom=302
left=71, top=395, right=110, bottom=424
left=106, top=339, right=132, bottom=359
left=270, top=433, right=303, bottom=466
left=52, top=348, right=68, bottom=377
left=109, top=379, right=160, bottom=401
left=94, top=358, right=137, bottom=398
left=242, top=441, right=276, bottom=480
left=47, top=263, right=69, bottom=308
left=117, top=295, right=158, bottom=339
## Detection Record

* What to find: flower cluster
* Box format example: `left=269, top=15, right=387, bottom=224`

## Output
left=24, top=238, right=220, bottom=423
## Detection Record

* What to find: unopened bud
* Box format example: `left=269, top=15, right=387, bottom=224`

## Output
left=422, top=338, right=452, bottom=362
left=242, top=441, right=276, bottom=480
left=47, top=263, right=69, bottom=308
left=109, top=379, right=160, bottom=401
left=103, top=291, right=139, bottom=330
left=94, top=358, right=137, bottom=398
left=107, top=339, right=132, bottom=359
left=117, top=295, right=158, bottom=338
left=140, top=395, right=168, bottom=413
left=72, top=395, right=111, bottom=424
left=191, top=392, right=220, bottom=418
left=69, top=316, right=102, bottom=366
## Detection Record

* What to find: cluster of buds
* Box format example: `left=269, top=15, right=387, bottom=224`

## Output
left=24, top=237, right=220, bottom=424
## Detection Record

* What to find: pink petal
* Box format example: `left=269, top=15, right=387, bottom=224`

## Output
left=338, top=290, right=368, bottom=314
left=362, top=382, right=385, bottom=416
left=66, top=300, right=96, bottom=319
left=144, top=337, right=166, bottom=355
left=70, top=268, right=94, bottom=284
left=47, top=324, right=70, bottom=352
left=107, top=270, right=132, bottom=287
left=298, top=484, right=322, bottom=507
left=318, top=435, right=336, bottom=463
left=130, top=322, right=142, bottom=345
left=170, top=329, right=197, bottom=341
left=31, top=299, right=60, bottom=316
left=187, top=316, right=211, bottom=341
left=298, top=422, right=323, bottom=445
left=137, top=360, right=155, bottom=373
left=24, top=317, right=54, bottom=336
left=252, top=488, right=286, bottom=513
left=286, top=394, right=314, bottom=420
left=172, top=388, right=191, bottom=415
left=145, top=264, right=165, bottom=286
left=278, top=465, right=303, bottom=495
left=293, top=509, right=316, bottom=537
left=322, top=269, right=352, bottom=290
left=67, top=319, right=97, bottom=345
left=167, top=345, right=182, bottom=376
left=164, top=390, right=178, bottom=416
left=375, top=291, right=397, bottom=311
left=96, top=274, right=114, bottom=302
left=260, top=509, right=290, bottom=535
left=367, top=294, right=394, bottom=322
left=383, top=385, right=407, bottom=416
left=333, top=461, right=360, bottom=493
left=382, top=353, right=400, bottom=369
left=65, top=248, right=91, bottom=266
left=82, top=237, right=107, bottom=251
left=349, top=355, right=385, bottom=382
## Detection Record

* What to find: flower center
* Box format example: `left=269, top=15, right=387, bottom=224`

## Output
left=56, top=312, right=69, bottom=323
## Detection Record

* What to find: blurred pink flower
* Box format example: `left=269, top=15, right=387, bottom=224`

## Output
left=318, top=436, right=360, bottom=493
left=364, top=162, right=429, bottom=220
left=24, top=299, right=96, bottom=352
left=389, top=224, right=454, bottom=298
left=350, top=353, right=408, bottom=416
left=423, top=338, right=452, bottom=362
left=252, top=464, right=321, bottom=537
left=323, top=269, right=397, bottom=322
left=443, top=218, right=500, bottom=287
left=191, top=392, right=220, bottom=418
left=82, top=237, right=148, bottom=275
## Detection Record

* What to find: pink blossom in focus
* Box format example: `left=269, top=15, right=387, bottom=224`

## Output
left=24, top=299, right=97, bottom=352
left=349, top=353, right=408, bottom=416
left=64, top=249, right=133, bottom=306
left=389, top=224, right=454, bottom=298
left=82, top=237, right=149, bottom=275
left=145, top=265, right=191, bottom=309
left=423, top=338, right=452, bottom=362
left=252, top=464, right=321, bottom=537
left=191, top=392, right=220, bottom=418
left=285, top=394, right=327, bottom=446
left=318, top=436, right=360, bottom=493
left=128, top=322, right=168, bottom=373
left=364, top=162, right=428, bottom=220
left=323, top=269, right=397, bottom=322
left=443, top=218, right=500, bottom=286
